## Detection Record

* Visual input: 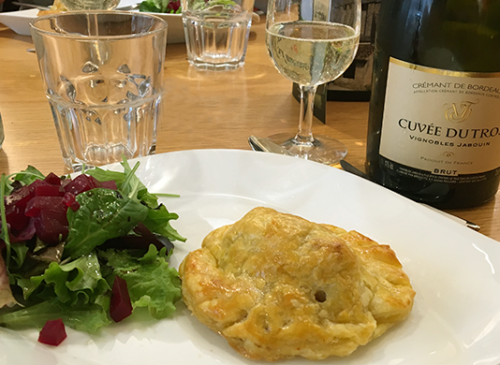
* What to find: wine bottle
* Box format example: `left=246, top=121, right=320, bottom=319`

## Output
left=366, top=0, right=500, bottom=208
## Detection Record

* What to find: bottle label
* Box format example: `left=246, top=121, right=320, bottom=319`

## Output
left=380, top=57, right=500, bottom=180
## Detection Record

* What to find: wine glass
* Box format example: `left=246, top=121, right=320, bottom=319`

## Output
left=265, top=0, right=361, bottom=164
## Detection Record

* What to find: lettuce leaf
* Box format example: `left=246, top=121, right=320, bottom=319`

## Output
left=99, top=245, right=181, bottom=319
left=15, top=251, right=110, bottom=306
left=0, top=298, right=110, bottom=333
left=43, top=252, right=110, bottom=305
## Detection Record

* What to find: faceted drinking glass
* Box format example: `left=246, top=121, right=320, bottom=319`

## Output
left=30, top=12, right=168, bottom=171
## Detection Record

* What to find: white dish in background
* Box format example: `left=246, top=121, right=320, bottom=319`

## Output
left=1, top=149, right=500, bottom=365
left=136, top=11, right=184, bottom=44
left=0, top=8, right=38, bottom=36
left=0, top=1, right=185, bottom=44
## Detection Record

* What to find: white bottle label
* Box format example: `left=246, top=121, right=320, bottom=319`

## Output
left=380, top=57, right=500, bottom=177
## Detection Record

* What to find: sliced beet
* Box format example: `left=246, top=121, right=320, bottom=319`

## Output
left=69, top=200, right=80, bottom=211
left=9, top=218, right=36, bottom=243
left=33, top=210, right=69, bottom=245
left=5, top=184, right=34, bottom=208
left=63, top=174, right=101, bottom=196
left=5, top=204, right=29, bottom=231
left=166, top=0, right=180, bottom=11
left=25, top=196, right=66, bottom=218
left=24, top=196, right=68, bottom=245
left=34, top=184, right=63, bottom=197
left=62, top=192, right=76, bottom=207
left=38, top=319, right=67, bottom=346
left=110, top=276, right=133, bottom=323
left=44, top=172, right=62, bottom=186
left=100, top=180, right=117, bottom=190
left=62, top=192, right=81, bottom=212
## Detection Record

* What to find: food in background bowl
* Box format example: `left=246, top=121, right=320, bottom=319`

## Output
left=139, top=0, right=181, bottom=13
left=179, top=207, right=416, bottom=361
left=37, top=0, right=67, bottom=15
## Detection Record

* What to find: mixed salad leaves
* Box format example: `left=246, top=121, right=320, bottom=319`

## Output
left=0, top=159, right=185, bottom=340
left=138, top=0, right=237, bottom=14
left=139, top=0, right=181, bottom=14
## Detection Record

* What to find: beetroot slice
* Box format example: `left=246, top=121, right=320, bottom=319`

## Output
left=25, top=196, right=66, bottom=218
left=63, top=174, right=101, bottom=196
left=38, top=319, right=67, bottom=346
left=5, top=204, right=29, bottom=231
left=34, top=184, right=63, bottom=197
left=100, top=180, right=117, bottom=190
left=9, top=219, right=36, bottom=243
left=110, top=276, right=133, bottom=323
left=24, top=196, right=69, bottom=244
left=44, top=172, right=62, bottom=186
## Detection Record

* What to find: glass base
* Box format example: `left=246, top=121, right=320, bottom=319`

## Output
left=268, top=133, right=347, bottom=165
left=188, top=60, right=245, bottom=71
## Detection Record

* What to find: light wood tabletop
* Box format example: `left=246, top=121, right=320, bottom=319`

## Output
left=0, top=16, right=498, bottom=240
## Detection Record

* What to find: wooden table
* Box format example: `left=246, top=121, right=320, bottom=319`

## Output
left=0, top=17, right=498, bottom=240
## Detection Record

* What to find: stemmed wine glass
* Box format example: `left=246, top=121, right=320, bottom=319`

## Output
left=265, top=0, right=361, bottom=164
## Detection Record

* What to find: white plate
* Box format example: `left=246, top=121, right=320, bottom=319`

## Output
left=0, top=0, right=184, bottom=44
left=1, top=149, right=500, bottom=365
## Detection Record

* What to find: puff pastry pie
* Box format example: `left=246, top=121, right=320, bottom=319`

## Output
left=179, top=207, right=415, bottom=361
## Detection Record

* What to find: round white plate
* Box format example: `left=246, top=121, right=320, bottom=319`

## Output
left=1, top=149, right=500, bottom=365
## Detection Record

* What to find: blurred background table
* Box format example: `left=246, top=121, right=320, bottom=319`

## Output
left=0, top=16, right=498, bottom=240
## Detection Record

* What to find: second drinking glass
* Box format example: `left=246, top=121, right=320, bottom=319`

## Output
left=266, top=0, right=361, bottom=164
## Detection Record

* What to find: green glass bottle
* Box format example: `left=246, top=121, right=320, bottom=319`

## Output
left=366, top=0, right=500, bottom=208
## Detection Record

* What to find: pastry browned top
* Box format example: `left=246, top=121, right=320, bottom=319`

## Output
left=179, top=207, right=415, bottom=361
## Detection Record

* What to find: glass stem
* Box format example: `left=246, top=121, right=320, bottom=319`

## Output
left=294, top=84, right=318, bottom=145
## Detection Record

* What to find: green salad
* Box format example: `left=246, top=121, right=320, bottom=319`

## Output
left=0, top=159, right=185, bottom=339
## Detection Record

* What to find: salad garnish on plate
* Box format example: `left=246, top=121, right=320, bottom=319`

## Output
left=0, top=158, right=185, bottom=343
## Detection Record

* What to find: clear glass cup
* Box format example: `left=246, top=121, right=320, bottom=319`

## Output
left=265, top=0, right=361, bottom=165
left=30, top=12, right=168, bottom=172
left=181, top=0, right=255, bottom=71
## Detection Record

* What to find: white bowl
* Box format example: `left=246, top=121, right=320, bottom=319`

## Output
left=138, top=11, right=185, bottom=44
left=0, top=8, right=37, bottom=36
left=0, top=6, right=185, bottom=44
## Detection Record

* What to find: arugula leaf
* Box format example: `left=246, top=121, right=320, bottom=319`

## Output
left=64, top=188, right=149, bottom=259
left=99, top=245, right=181, bottom=319
left=0, top=298, right=111, bottom=333
left=84, top=167, right=127, bottom=187
left=86, top=160, right=185, bottom=243
left=143, top=204, right=186, bottom=242
left=12, top=166, right=45, bottom=187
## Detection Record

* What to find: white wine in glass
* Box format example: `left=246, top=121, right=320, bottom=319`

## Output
left=265, top=0, right=361, bottom=164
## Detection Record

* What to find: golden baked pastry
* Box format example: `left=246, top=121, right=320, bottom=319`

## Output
left=179, top=207, right=415, bottom=361
left=37, top=0, right=67, bottom=16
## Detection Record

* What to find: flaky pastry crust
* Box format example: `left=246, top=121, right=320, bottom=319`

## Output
left=179, top=207, right=415, bottom=361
